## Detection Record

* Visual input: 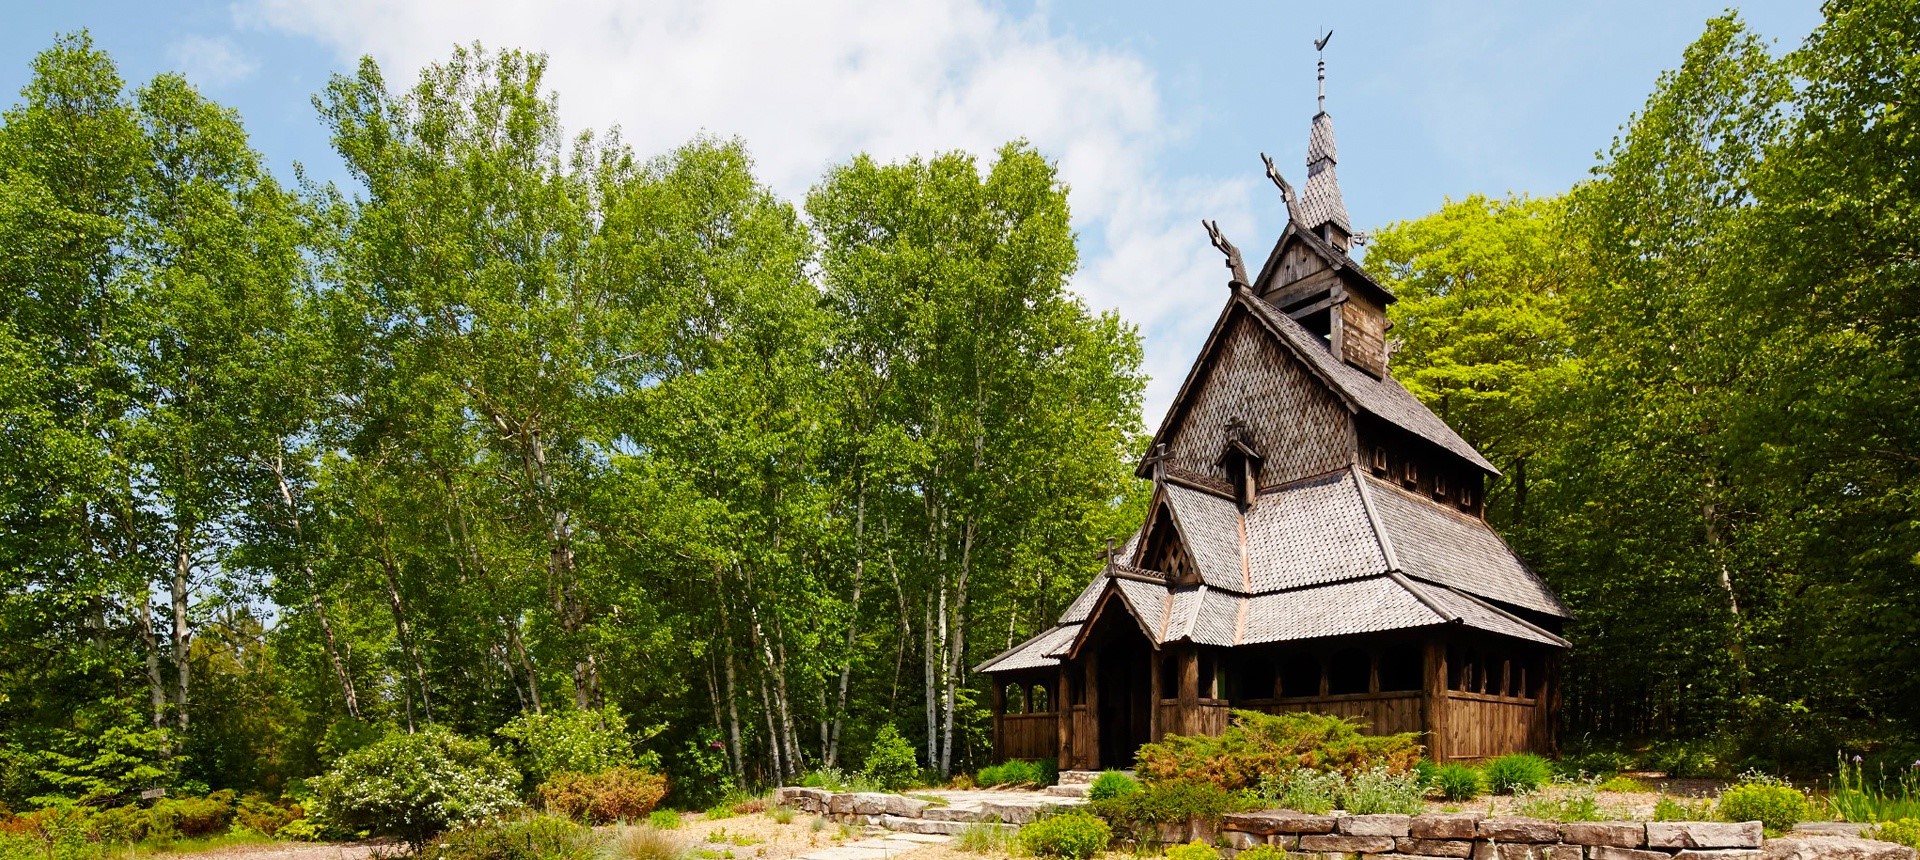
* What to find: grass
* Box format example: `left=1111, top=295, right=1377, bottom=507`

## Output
left=1513, top=781, right=1616, bottom=822
left=648, top=810, right=684, bottom=830
left=768, top=806, right=795, bottom=825
left=1596, top=775, right=1647, bottom=793
left=614, top=826, right=692, bottom=860
left=954, top=822, right=1017, bottom=855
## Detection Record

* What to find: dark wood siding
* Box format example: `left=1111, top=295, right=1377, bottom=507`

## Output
left=1165, top=314, right=1354, bottom=489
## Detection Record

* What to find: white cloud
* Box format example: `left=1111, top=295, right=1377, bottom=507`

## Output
left=167, top=34, right=259, bottom=86
left=243, top=0, right=1257, bottom=425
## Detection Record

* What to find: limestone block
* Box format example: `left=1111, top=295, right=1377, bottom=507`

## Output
left=1343, top=816, right=1414, bottom=837
left=827, top=793, right=854, bottom=815
left=1396, top=838, right=1475, bottom=857
left=1563, top=824, right=1648, bottom=849
left=1299, top=834, right=1398, bottom=853
left=1589, top=847, right=1672, bottom=860
left=883, top=795, right=930, bottom=817
left=1480, top=819, right=1565, bottom=843
left=1762, top=837, right=1919, bottom=860
left=1225, top=811, right=1339, bottom=835
left=1647, top=823, right=1763, bottom=850
left=1545, top=846, right=1585, bottom=860
left=1413, top=815, right=1489, bottom=840
left=1673, top=851, right=1762, bottom=860
left=1227, top=830, right=1262, bottom=850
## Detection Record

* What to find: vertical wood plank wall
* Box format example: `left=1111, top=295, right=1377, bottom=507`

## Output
left=1442, top=693, right=1545, bottom=760
left=1246, top=693, right=1424, bottom=735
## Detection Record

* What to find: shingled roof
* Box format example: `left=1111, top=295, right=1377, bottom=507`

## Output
left=1141, top=290, right=1497, bottom=477
left=975, top=467, right=1567, bottom=674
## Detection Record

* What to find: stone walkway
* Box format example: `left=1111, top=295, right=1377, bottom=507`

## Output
left=793, top=832, right=950, bottom=860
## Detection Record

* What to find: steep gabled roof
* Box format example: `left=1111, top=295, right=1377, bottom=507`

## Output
left=1251, top=219, right=1394, bottom=306
left=1139, top=289, right=1496, bottom=479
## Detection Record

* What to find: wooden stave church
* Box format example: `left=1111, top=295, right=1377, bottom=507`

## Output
left=975, top=54, right=1569, bottom=768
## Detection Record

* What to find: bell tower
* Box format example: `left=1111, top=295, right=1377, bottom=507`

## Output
left=1257, top=30, right=1392, bottom=379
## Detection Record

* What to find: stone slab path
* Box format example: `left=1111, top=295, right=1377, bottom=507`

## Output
left=795, top=832, right=950, bottom=860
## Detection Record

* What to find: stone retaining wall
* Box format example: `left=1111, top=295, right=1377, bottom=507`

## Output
left=1218, top=812, right=1916, bottom=860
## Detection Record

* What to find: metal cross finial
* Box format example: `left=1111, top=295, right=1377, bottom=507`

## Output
left=1315, top=30, right=1333, bottom=114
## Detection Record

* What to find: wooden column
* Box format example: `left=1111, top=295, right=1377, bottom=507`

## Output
left=1056, top=666, right=1071, bottom=770
left=1178, top=647, right=1199, bottom=735
left=1422, top=638, right=1450, bottom=763
left=1084, top=649, right=1101, bottom=768
left=991, top=680, right=1005, bottom=762
left=1148, top=648, right=1163, bottom=741
left=1545, top=652, right=1563, bottom=757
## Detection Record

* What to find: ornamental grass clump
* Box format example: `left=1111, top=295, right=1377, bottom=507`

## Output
left=977, top=759, right=1054, bottom=788
left=1133, top=711, right=1421, bottom=792
left=1434, top=763, right=1484, bottom=801
left=1484, top=754, right=1552, bottom=795
left=1018, top=811, right=1110, bottom=860
left=1087, top=771, right=1140, bottom=801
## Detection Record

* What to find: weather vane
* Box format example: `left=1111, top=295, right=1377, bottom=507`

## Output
left=1315, top=30, right=1333, bottom=114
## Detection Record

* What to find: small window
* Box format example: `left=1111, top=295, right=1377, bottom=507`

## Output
left=1369, top=446, right=1388, bottom=475
left=1458, top=485, right=1475, bottom=510
left=1434, top=474, right=1449, bottom=501
left=1030, top=684, right=1051, bottom=712
left=1004, top=683, right=1026, bottom=714
left=1403, top=460, right=1420, bottom=488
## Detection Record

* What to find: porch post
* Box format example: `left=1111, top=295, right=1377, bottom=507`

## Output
left=991, top=678, right=1005, bottom=762
left=1084, top=649, right=1101, bottom=768
left=1178, top=647, right=1199, bottom=735
left=1056, top=665, right=1071, bottom=770
left=1148, top=647, right=1163, bottom=742
left=1423, top=638, right=1450, bottom=763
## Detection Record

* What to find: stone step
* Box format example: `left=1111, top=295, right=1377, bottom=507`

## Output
left=1057, top=769, right=1134, bottom=785
left=879, top=815, right=1017, bottom=836
left=1045, top=784, right=1090, bottom=797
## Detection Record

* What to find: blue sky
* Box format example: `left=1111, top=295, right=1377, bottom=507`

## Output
left=1, top=0, right=1820, bottom=424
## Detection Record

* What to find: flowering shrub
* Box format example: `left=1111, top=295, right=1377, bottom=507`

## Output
left=309, top=725, right=522, bottom=845
left=498, top=706, right=654, bottom=788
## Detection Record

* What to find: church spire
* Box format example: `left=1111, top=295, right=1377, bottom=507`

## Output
left=1296, top=31, right=1352, bottom=245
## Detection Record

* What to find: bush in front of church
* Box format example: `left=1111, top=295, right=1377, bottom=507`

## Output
left=1132, top=710, right=1421, bottom=791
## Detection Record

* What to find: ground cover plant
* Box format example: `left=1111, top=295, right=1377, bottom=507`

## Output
left=1134, top=712, right=1421, bottom=791
left=417, top=814, right=600, bottom=860
left=976, top=759, right=1056, bottom=788
left=1089, top=778, right=1260, bottom=844
left=1867, top=819, right=1920, bottom=851
left=1165, top=841, right=1220, bottom=860
left=538, top=767, right=670, bottom=824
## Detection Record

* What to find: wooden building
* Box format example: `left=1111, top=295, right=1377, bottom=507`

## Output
left=976, top=45, right=1568, bottom=768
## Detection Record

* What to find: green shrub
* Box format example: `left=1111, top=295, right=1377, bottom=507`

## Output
left=1018, top=811, right=1110, bottom=860
left=1867, top=819, right=1920, bottom=850
left=1647, top=741, right=1725, bottom=779
left=148, top=794, right=235, bottom=839
left=1089, top=779, right=1258, bottom=844
left=538, top=767, right=669, bottom=824
left=1559, top=750, right=1636, bottom=780
left=1134, top=711, right=1422, bottom=791
left=647, top=810, right=681, bottom=830
left=1343, top=767, right=1424, bottom=815
left=862, top=726, right=920, bottom=791
left=87, top=805, right=150, bottom=844
left=1256, top=768, right=1342, bottom=815
left=1434, top=764, right=1483, bottom=801
left=234, top=793, right=305, bottom=837
left=977, top=759, right=1052, bottom=787
left=1165, top=840, right=1219, bottom=860
left=1484, top=754, right=1552, bottom=795
left=1087, top=772, right=1140, bottom=801
left=702, top=801, right=734, bottom=820
left=498, top=705, right=651, bottom=789
left=1237, top=845, right=1289, bottom=860
left=1717, top=782, right=1809, bottom=835
left=309, top=725, right=522, bottom=846
left=419, top=814, right=599, bottom=860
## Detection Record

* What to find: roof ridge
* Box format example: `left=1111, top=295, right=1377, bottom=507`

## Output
left=1349, top=464, right=1402, bottom=573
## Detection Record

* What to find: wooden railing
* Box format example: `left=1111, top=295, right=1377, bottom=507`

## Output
left=997, top=712, right=1057, bottom=761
